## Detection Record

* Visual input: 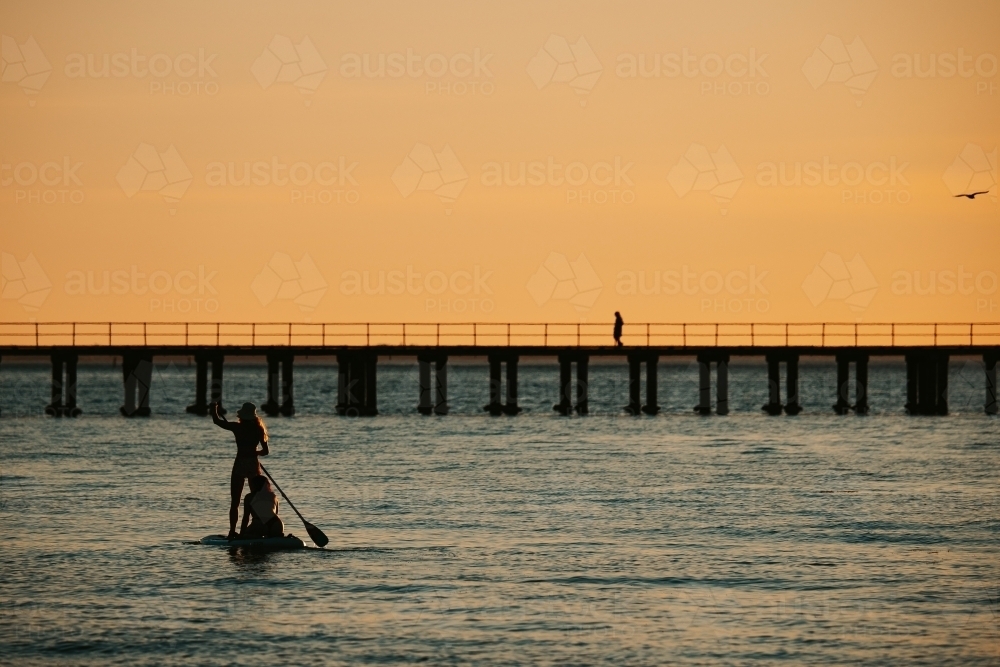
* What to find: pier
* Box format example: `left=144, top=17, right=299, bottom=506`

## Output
left=1, top=321, right=998, bottom=417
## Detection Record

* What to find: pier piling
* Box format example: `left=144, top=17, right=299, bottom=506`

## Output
left=121, top=352, right=152, bottom=417
left=555, top=354, right=572, bottom=415
left=906, top=353, right=949, bottom=415
left=937, top=355, right=949, bottom=415
left=280, top=355, right=294, bottom=416
left=784, top=355, right=802, bottom=415
left=64, top=354, right=81, bottom=416
left=695, top=354, right=729, bottom=415
left=575, top=355, right=589, bottom=414
left=45, top=354, right=63, bottom=416
left=337, top=358, right=348, bottom=414
left=917, top=358, right=933, bottom=413
left=336, top=352, right=378, bottom=416
left=642, top=355, right=659, bottom=415
left=759, top=354, right=804, bottom=415
left=696, top=355, right=711, bottom=415
left=555, top=353, right=588, bottom=415
left=262, top=353, right=281, bottom=416
left=435, top=357, right=448, bottom=415
left=834, top=355, right=851, bottom=414
left=504, top=356, right=521, bottom=415
left=763, top=355, right=783, bottom=415
left=418, top=354, right=448, bottom=415
left=186, top=353, right=209, bottom=415
left=44, top=353, right=82, bottom=417
left=138, top=355, right=152, bottom=416
left=418, top=356, right=433, bottom=415
left=486, top=355, right=503, bottom=415
left=484, top=354, right=520, bottom=415
left=122, top=354, right=136, bottom=416
left=986, top=353, right=998, bottom=415
left=625, top=353, right=658, bottom=415
left=716, top=356, right=729, bottom=415
left=626, top=354, right=643, bottom=415
left=906, top=354, right=917, bottom=411
left=854, top=355, right=869, bottom=415
left=833, top=353, right=868, bottom=414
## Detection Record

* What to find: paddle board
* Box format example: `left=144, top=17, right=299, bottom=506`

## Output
left=200, top=534, right=306, bottom=550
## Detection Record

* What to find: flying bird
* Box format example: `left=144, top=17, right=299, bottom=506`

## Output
left=954, top=190, right=991, bottom=199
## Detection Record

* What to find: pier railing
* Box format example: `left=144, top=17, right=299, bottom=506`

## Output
left=1, top=322, right=999, bottom=349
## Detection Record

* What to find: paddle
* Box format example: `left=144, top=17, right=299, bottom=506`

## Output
left=259, top=464, right=329, bottom=547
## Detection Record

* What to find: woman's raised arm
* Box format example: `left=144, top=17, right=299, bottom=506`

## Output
left=211, top=402, right=236, bottom=431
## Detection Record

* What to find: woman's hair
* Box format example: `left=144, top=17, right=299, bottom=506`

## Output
left=238, top=413, right=269, bottom=443
left=249, top=475, right=266, bottom=493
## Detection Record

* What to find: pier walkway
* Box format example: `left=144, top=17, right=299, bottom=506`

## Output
left=1, top=321, right=997, bottom=417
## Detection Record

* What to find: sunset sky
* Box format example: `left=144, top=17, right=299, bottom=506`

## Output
left=1, top=0, right=997, bottom=324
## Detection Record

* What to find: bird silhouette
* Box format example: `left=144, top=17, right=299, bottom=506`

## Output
left=954, top=190, right=991, bottom=199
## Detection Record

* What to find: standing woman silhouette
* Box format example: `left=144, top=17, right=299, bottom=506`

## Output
left=212, top=401, right=270, bottom=539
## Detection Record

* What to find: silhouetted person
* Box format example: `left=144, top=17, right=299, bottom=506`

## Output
left=212, top=401, right=270, bottom=540
left=240, top=475, right=285, bottom=539
left=613, top=312, right=624, bottom=347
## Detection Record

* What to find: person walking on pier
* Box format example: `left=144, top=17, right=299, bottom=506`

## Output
left=614, top=312, right=624, bottom=347
left=212, top=401, right=270, bottom=540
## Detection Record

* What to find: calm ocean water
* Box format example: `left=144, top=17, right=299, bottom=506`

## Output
left=1, top=358, right=997, bottom=665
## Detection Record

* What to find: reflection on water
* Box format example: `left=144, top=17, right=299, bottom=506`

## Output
left=227, top=548, right=277, bottom=572
left=0, top=362, right=997, bottom=665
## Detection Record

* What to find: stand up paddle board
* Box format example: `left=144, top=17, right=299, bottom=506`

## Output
left=200, top=534, right=306, bottom=550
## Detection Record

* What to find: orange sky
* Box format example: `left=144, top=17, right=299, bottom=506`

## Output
left=1, top=0, right=998, bottom=325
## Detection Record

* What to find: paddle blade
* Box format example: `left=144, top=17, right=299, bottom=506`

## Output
left=305, top=521, right=329, bottom=547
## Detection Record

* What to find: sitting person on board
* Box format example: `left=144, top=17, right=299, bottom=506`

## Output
left=211, top=401, right=270, bottom=540
left=239, top=475, right=285, bottom=539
